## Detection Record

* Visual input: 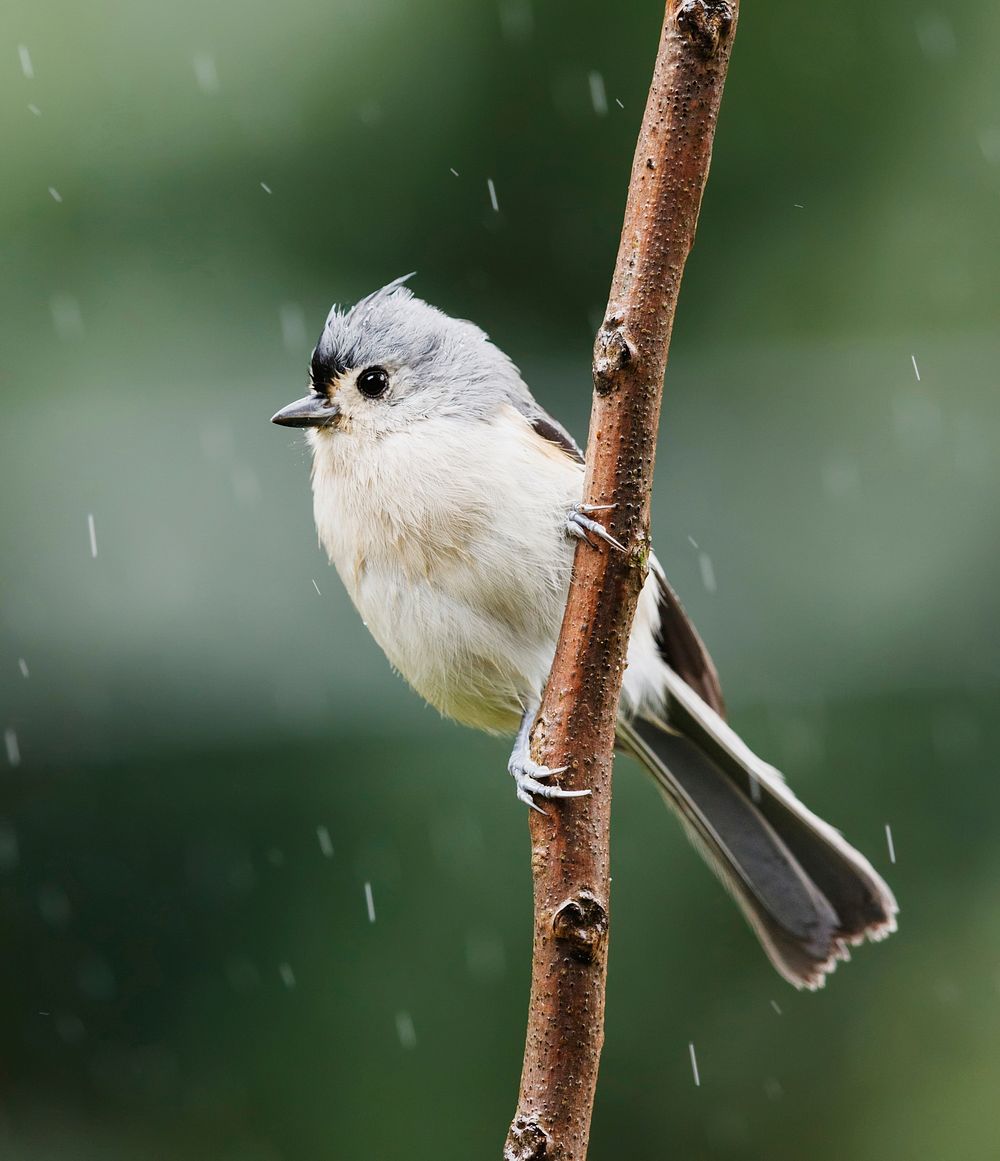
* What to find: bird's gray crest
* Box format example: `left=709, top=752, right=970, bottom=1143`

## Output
left=348, top=271, right=417, bottom=317
left=320, top=272, right=417, bottom=333
left=309, top=276, right=540, bottom=422
left=306, top=279, right=580, bottom=443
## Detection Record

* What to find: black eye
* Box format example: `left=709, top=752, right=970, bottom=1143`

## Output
left=356, top=366, right=389, bottom=398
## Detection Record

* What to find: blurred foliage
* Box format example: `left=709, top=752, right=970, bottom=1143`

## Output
left=1, top=0, right=998, bottom=1158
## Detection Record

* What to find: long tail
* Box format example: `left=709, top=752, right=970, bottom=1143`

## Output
left=618, top=667, right=898, bottom=990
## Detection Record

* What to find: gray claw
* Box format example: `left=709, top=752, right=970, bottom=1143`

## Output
left=508, top=701, right=590, bottom=813
left=566, top=507, right=625, bottom=552
left=517, top=786, right=549, bottom=815
left=528, top=764, right=568, bottom=781
left=509, top=756, right=591, bottom=812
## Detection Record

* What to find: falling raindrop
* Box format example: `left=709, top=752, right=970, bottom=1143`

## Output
left=395, top=1010, right=417, bottom=1049
left=18, top=45, right=34, bottom=79
left=487, top=178, right=499, bottom=213
left=364, top=881, right=376, bottom=922
left=316, top=826, right=334, bottom=858
left=698, top=551, right=716, bottom=593
left=688, top=1042, right=700, bottom=1087
left=5, top=729, right=21, bottom=768
left=193, top=52, right=220, bottom=94
left=588, top=71, right=608, bottom=116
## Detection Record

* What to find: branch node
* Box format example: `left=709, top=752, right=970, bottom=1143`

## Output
left=504, top=1117, right=550, bottom=1161
left=593, top=325, right=635, bottom=395
left=676, top=0, right=736, bottom=59
left=552, top=891, right=609, bottom=965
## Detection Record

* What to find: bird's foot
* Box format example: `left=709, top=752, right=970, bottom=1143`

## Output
left=566, top=504, right=624, bottom=552
left=508, top=754, right=591, bottom=814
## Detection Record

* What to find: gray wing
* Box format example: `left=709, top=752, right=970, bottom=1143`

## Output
left=507, top=395, right=585, bottom=464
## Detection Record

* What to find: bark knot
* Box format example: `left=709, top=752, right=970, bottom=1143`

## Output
left=676, top=0, right=735, bottom=59
left=593, top=325, right=635, bottom=394
left=552, top=891, right=609, bottom=964
left=504, top=1117, right=550, bottom=1161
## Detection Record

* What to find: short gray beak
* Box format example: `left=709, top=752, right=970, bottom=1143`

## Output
left=270, top=395, right=340, bottom=428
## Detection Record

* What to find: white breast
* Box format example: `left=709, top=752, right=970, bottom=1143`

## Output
left=311, top=407, right=584, bottom=733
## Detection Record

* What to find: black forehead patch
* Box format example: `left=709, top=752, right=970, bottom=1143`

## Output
left=310, top=345, right=353, bottom=387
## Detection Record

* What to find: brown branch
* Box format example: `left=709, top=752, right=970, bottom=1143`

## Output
left=503, top=4, right=739, bottom=1159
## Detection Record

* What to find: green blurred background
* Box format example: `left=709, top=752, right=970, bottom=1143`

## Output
left=2, top=0, right=998, bottom=1157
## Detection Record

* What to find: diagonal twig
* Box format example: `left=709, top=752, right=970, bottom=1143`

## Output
left=504, top=4, right=740, bottom=1158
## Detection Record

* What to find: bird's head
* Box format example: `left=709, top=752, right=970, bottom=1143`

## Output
left=271, top=275, right=523, bottom=443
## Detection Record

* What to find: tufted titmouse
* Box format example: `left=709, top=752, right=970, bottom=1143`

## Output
left=271, top=276, right=896, bottom=988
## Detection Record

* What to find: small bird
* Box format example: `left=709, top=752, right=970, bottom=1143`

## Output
left=272, top=275, right=897, bottom=989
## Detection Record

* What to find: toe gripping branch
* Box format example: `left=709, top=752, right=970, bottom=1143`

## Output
left=566, top=503, right=625, bottom=553
left=508, top=701, right=591, bottom=813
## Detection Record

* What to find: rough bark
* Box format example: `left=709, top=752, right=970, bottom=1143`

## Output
left=503, top=3, right=739, bottom=1158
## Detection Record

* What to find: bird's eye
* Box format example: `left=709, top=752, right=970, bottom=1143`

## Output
left=356, top=367, right=389, bottom=399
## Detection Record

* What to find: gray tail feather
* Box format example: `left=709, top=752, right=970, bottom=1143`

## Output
left=618, top=687, right=897, bottom=989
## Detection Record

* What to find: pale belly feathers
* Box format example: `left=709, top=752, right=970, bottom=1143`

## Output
left=311, top=408, right=582, bottom=733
